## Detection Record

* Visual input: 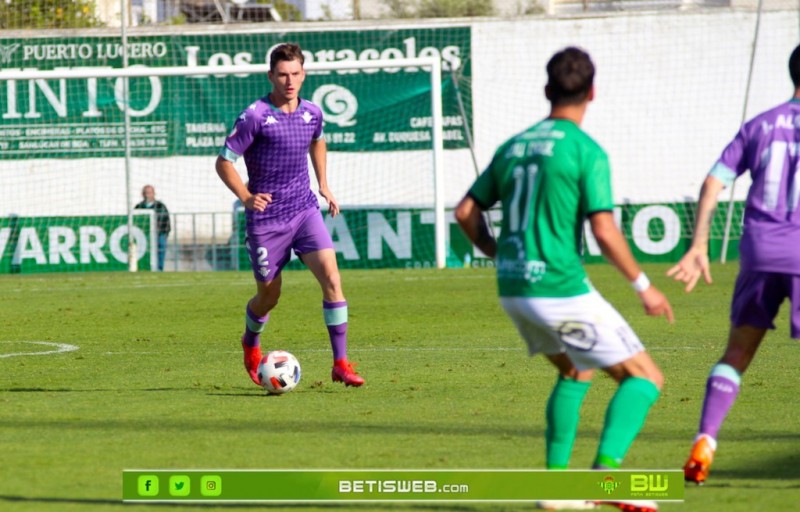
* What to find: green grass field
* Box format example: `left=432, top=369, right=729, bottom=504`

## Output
left=1, top=263, right=799, bottom=511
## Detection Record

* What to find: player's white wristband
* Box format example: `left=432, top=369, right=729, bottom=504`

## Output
left=631, top=273, right=651, bottom=293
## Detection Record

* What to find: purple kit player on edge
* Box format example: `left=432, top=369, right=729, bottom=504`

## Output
left=215, top=42, right=364, bottom=388
left=668, top=43, right=800, bottom=484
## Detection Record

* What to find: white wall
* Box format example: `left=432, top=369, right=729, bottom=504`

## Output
left=471, top=10, right=795, bottom=203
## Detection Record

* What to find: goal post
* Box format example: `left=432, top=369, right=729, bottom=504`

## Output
left=0, top=56, right=451, bottom=273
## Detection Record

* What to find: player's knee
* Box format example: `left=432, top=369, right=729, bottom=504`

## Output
left=646, top=368, right=664, bottom=391
left=321, top=271, right=342, bottom=294
left=254, top=292, right=280, bottom=311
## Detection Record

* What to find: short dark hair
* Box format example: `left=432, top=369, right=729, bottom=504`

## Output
left=546, top=47, right=595, bottom=106
left=790, top=44, right=800, bottom=88
left=270, top=43, right=304, bottom=71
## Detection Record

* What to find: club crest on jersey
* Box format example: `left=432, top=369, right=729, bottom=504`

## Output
left=265, top=115, right=278, bottom=125
left=302, top=111, right=313, bottom=124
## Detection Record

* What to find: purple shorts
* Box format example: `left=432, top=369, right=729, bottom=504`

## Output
left=245, top=207, right=333, bottom=282
left=730, top=270, right=800, bottom=338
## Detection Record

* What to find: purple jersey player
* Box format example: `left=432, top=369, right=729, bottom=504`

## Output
left=215, top=43, right=364, bottom=388
left=668, top=44, right=800, bottom=484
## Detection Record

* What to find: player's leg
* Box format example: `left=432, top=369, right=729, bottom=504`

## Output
left=685, top=271, right=784, bottom=484
left=684, top=324, right=767, bottom=483
left=594, top=350, right=663, bottom=470
left=548, top=291, right=662, bottom=471
left=545, top=353, right=594, bottom=470
left=302, top=248, right=363, bottom=386
left=241, top=276, right=282, bottom=385
left=157, top=232, right=167, bottom=271
left=294, top=208, right=363, bottom=387
left=499, top=296, right=594, bottom=470
left=572, top=299, right=662, bottom=512
left=240, top=224, right=293, bottom=386
left=499, top=297, right=599, bottom=512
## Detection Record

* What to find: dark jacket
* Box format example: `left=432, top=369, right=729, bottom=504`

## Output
left=135, top=200, right=171, bottom=235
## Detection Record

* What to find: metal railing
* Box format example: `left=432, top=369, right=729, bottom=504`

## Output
left=164, top=210, right=244, bottom=272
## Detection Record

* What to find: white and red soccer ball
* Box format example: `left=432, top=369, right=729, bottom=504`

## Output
left=257, top=350, right=301, bottom=395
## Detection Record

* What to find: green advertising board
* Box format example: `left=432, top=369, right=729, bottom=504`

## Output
left=0, top=200, right=742, bottom=274
left=0, top=28, right=471, bottom=157
left=580, top=201, right=743, bottom=265
left=225, top=201, right=742, bottom=272
left=0, top=212, right=155, bottom=273
left=228, top=207, right=461, bottom=271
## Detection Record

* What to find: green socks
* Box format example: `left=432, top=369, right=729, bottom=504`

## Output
left=546, top=376, right=591, bottom=469
left=594, top=376, right=660, bottom=469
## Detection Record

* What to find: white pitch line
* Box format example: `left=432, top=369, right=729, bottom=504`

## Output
left=0, top=341, right=80, bottom=358
left=95, top=345, right=703, bottom=357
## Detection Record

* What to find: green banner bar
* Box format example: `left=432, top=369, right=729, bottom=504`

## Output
left=0, top=28, right=471, bottom=157
left=122, top=469, right=684, bottom=502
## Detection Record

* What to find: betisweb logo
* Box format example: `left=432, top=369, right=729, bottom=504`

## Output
left=312, top=84, right=358, bottom=127
left=0, top=43, right=21, bottom=66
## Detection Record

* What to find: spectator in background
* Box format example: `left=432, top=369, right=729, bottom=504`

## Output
left=135, top=184, right=171, bottom=271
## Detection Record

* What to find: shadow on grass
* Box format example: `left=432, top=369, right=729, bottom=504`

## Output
left=0, top=495, right=487, bottom=511
left=0, top=387, right=324, bottom=397
left=712, top=451, right=800, bottom=482
left=0, top=414, right=543, bottom=439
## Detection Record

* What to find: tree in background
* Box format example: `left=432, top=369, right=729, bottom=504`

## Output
left=384, top=0, right=495, bottom=18
left=0, top=0, right=102, bottom=28
left=258, top=0, right=302, bottom=21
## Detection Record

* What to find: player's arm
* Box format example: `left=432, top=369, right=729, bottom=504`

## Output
left=666, top=174, right=726, bottom=292
left=455, top=194, right=497, bottom=258
left=310, top=137, right=340, bottom=217
left=590, top=211, right=674, bottom=323
left=215, top=155, right=270, bottom=212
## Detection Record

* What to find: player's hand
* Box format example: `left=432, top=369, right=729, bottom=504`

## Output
left=666, top=247, right=711, bottom=292
left=244, top=192, right=272, bottom=212
left=319, top=188, right=340, bottom=217
left=639, top=286, right=674, bottom=323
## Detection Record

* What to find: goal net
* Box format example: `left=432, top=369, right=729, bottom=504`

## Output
left=0, top=27, right=475, bottom=273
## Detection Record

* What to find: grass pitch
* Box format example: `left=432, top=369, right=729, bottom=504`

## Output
left=1, top=263, right=798, bottom=511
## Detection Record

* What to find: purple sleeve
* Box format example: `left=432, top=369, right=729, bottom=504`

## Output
left=223, top=105, right=259, bottom=158
left=717, top=127, right=748, bottom=178
left=313, top=105, right=324, bottom=140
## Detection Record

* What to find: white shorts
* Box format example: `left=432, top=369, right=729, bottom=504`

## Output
left=499, top=291, right=645, bottom=371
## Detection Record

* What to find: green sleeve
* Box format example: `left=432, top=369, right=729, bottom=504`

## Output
left=581, top=148, right=614, bottom=214
left=468, top=151, right=501, bottom=210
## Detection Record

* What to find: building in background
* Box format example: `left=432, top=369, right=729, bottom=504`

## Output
left=284, top=0, right=353, bottom=19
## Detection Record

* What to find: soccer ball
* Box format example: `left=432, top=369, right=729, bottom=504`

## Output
left=257, top=350, right=301, bottom=395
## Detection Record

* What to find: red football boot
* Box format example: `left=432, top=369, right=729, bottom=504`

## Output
left=331, top=359, right=365, bottom=387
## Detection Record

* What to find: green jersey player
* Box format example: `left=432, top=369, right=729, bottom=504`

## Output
left=456, top=47, right=673, bottom=512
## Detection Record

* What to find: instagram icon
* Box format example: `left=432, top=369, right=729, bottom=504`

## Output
left=200, top=475, right=222, bottom=497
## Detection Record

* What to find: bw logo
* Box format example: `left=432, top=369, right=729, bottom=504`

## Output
left=631, top=474, right=669, bottom=492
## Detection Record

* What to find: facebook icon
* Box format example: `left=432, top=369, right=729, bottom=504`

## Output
left=137, top=475, right=159, bottom=496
